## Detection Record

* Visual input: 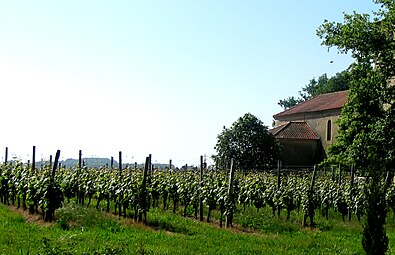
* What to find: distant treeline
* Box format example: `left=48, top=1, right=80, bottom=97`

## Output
left=29, top=158, right=179, bottom=170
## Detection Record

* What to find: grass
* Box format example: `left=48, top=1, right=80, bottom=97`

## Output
left=1, top=202, right=395, bottom=254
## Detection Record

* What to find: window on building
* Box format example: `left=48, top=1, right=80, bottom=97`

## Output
left=326, top=120, right=332, bottom=141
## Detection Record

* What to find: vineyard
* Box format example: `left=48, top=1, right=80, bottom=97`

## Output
left=1, top=149, right=395, bottom=230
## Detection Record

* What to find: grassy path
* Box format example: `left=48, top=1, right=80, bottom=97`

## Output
left=1, top=203, right=395, bottom=254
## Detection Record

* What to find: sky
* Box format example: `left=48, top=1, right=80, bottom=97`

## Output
left=0, top=1, right=379, bottom=166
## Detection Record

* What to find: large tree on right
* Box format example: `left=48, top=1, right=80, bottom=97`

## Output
left=317, top=1, right=394, bottom=254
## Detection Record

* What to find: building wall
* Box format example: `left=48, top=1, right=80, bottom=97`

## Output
left=305, top=114, right=340, bottom=155
left=278, top=139, right=321, bottom=167
left=274, top=108, right=342, bottom=156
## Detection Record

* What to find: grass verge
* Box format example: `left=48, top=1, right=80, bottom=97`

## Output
left=2, top=203, right=395, bottom=254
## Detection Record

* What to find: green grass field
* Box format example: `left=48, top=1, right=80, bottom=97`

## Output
left=2, top=202, right=395, bottom=254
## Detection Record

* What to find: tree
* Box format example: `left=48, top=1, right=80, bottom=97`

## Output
left=278, top=96, right=304, bottom=110
left=317, top=1, right=395, bottom=254
left=278, top=71, right=351, bottom=109
left=214, top=113, right=280, bottom=170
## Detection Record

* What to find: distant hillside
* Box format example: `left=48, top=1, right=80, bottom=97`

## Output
left=62, top=158, right=172, bottom=169
left=12, top=158, right=178, bottom=169
left=30, top=158, right=116, bottom=169
left=62, top=158, right=117, bottom=168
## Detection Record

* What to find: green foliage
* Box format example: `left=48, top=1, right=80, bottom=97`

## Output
left=147, top=208, right=199, bottom=235
left=318, top=0, right=395, bottom=174
left=56, top=202, right=124, bottom=232
left=317, top=1, right=395, bottom=253
left=0, top=201, right=376, bottom=254
left=214, top=113, right=280, bottom=170
left=6, top=154, right=395, bottom=253
left=317, top=1, right=395, bottom=76
left=7, top=162, right=395, bottom=253
left=362, top=179, right=389, bottom=255
left=300, top=72, right=351, bottom=99
left=40, top=237, right=74, bottom=255
left=278, top=71, right=351, bottom=109
left=278, top=96, right=304, bottom=110
left=328, top=65, right=389, bottom=171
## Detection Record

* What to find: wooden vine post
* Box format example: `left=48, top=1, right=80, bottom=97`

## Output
left=309, top=165, right=317, bottom=226
left=311, top=166, right=317, bottom=190
left=77, top=150, right=82, bottom=204
left=118, top=151, right=123, bottom=217
left=4, top=147, right=8, bottom=164
left=32, top=146, right=36, bottom=173
left=331, top=166, right=335, bottom=181
left=2, top=147, right=9, bottom=205
left=45, top=150, right=60, bottom=222
left=149, top=154, right=152, bottom=174
left=225, top=158, right=235, bottom=228
left=348, top=164, right=355, bottom=221
left=338, top=163, right=342, bottom=185
left=303, top=165, right=317, bottom=227
left=28, top=146, right=36, bottom=214
left=147, top=154, right=152, bottom=210
left=78, top=150, right=82, bottom=169
left=139, top=156, right=149, bottom=224
left=277, top=160, right=281, bottom=190
left=277, top=160, right=281, bottom=217
left=199, top=155, right=204, bottom=221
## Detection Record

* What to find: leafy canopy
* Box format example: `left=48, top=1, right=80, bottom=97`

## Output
left=214, top=113, right=280, bottom=170
left=278, top=71, right=351, bottom=109
left=317, top=1, right=395, bottom=254
left=317, top=0, right=395, bottom=174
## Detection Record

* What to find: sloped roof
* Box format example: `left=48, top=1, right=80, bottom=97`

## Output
left=273, top=90, right=348, bottom=119
left=269, top=121, right=319, bottom=140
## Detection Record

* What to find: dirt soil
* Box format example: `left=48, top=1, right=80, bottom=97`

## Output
left=7, top=205, right=54, bottom=227
left=5, top=204, right=260, bottom=235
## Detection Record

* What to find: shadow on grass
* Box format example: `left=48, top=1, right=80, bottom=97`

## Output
left=233, top=206, right=343, bottom=234
left=55, top=202, right=124, bottom=233
left=147, top=208, right=198, bottom=235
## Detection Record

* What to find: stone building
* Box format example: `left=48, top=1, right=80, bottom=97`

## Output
left=270, top=90, right=348, bottom=167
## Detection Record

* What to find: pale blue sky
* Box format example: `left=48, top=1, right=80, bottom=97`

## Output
left=0, top=1, right=378, bottom=166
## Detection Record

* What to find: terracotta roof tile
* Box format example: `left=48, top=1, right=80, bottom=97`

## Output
left=273, top=90, right=348, bottom=118
left=269, top=122, right=287, bottom=136
left=270, top=122, right=319, bottom=140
